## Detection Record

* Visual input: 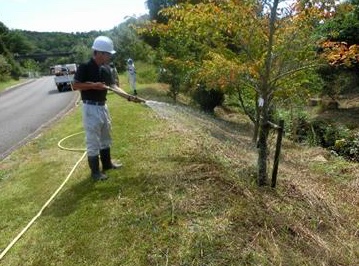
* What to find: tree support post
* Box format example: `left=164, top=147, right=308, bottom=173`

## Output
left=271, top=119, right=284, bottom=188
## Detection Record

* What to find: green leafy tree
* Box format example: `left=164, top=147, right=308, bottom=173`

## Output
left=0, top=54, right=11, bottom=81
left=140, top=0, right=330, bottom=186
left=0, top=18, right=156, bottom=77
left=111, top=17, right=155, bottom=72
left=316, top=0, right=359, bottom=44
left=315, top=0, right=359, bottom=98
left=0, top=23, right=21, bottom=78
left=22, top=59, right=40, bottom=77
left=146, top=0, right=176, bottom=22
left=0, top=22, right=9, bottom=36
left=3, top=30, right=34, bottom=55
left=71, top=44, right=92, bottom=65
left=146, top=0, right=203, bottom=22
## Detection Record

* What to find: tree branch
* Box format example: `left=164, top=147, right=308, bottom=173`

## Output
left=269, top=63, right=327, bottom=85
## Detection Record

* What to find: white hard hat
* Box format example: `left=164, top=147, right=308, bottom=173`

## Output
left=92, top=36, right=116, bottom=54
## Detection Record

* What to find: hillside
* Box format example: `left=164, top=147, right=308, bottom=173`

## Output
left=0, top=83, right=358, bottom=265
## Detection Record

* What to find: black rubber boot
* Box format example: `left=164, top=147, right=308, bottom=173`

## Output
left=100, top=148, right=122, bottom=171
left=88, top=156, right=108, bottom=181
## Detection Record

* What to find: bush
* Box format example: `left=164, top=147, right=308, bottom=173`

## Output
left=291, top=114, right=310, bottom=143
left=278, top=108, right=350, bottom=148
left=333, top=132, right=359, bottom=162
left=318, top=66, right=359, bottom=98
left=0, top=55, right=11, bottom=82
left=192, top=84, right=224, bottom=113
left=308, top=121, right=349, bottom=148
left=158, top=67, right=181, bottom=101
left=276, top=109, right=310, bottom=143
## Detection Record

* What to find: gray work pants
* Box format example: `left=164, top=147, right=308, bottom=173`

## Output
left=82, top=103, right=112, bottom=157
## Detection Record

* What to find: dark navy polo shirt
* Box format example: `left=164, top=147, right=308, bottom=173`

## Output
left=74, top=58, right=107, bottom=102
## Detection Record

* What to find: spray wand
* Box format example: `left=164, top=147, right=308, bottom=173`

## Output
left=106, top=85, right=146, bottom=103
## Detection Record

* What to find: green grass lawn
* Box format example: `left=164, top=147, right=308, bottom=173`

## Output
left=0, top=79, right=358, bottom=265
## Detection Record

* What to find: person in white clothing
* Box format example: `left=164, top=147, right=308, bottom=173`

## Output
left=127, top=58, right=137, bottom=95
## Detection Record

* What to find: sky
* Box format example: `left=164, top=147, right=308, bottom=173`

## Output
left=0, top=0, right=148, bottom=33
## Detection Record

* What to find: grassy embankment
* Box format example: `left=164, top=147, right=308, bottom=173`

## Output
left=0, top=67, right=358, bottom=265
left=0, top=78, right=28, bottom=93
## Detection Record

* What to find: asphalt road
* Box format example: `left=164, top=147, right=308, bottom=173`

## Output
left=0, top=76, right=79, bottom=160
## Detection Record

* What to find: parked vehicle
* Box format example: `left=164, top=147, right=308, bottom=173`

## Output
left=50, top=64, right=76, bottom=92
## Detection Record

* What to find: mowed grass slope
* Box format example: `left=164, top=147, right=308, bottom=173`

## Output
left=0, top=77, right=358, bottom=265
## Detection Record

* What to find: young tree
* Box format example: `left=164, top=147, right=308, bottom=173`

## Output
left=141, top=0, right=332, bottom=185
left=0, top=24, right=25, bottom=78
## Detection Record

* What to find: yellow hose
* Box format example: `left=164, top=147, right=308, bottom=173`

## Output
left=0, top=132, right=87, bottom=261
left=57, top=131, right=86, bottom=152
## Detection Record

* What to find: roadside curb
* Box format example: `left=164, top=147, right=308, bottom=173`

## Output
left=0, top=79, right=36, bottom=96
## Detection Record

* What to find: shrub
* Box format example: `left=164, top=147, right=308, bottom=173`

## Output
left=317, top=66, right=359, bottom=98
left=192, top=84, right=224, bottom=113
left=277, top=108, right=351, bottom=149
left=333, top=132, right=359, bottom=162
left=276, top=108, right=310, bottom=143
left=0, top=55, right=11, bottom=82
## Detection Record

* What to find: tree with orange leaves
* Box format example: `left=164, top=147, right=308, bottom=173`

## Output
left=317, top=0, right=359, bottom=68
left=320, top=41, right=359, bottom=67
left=139, top=0, right=338, bottom=186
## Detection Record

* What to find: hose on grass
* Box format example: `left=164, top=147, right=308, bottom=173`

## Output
left=57, top=131, right=86, bottom=152
left=1, top=93, right=149, bottom=259
left=0, top=133, right=87, bottom=261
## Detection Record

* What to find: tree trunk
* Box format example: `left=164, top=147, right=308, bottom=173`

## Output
left=253, top=118, right=260, bottom=144
left=256, top=0, right=279, bottom=186
left=252, top=93, right=261, bottom=144
left=257, top=98, right=270, bottom=186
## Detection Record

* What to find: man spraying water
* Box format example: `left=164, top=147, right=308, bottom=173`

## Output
left=73, top=36, right=143, bottom=181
